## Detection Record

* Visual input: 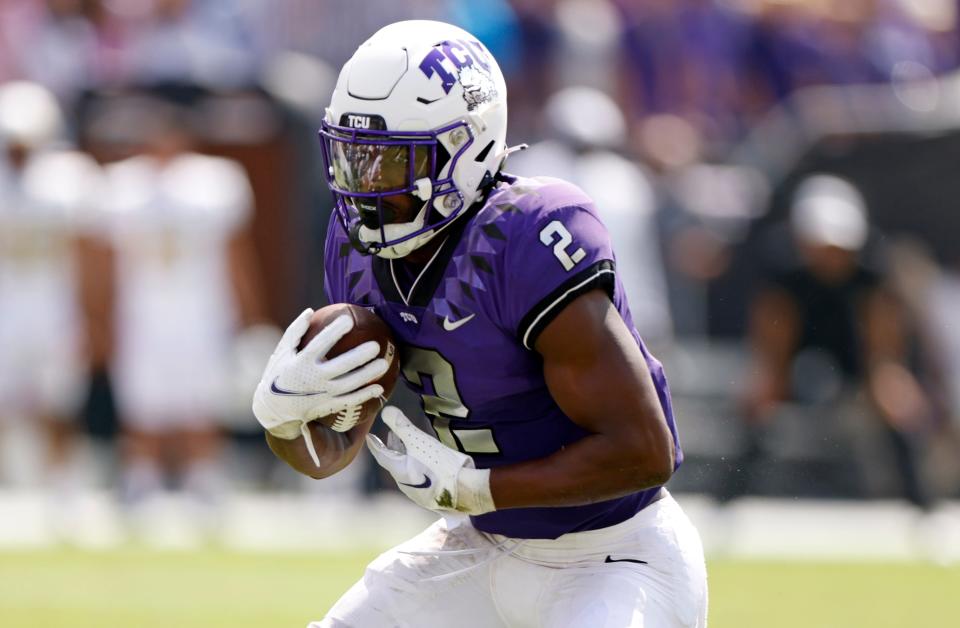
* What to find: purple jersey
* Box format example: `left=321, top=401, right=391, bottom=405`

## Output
left=324, top=174, right=682, bottom=539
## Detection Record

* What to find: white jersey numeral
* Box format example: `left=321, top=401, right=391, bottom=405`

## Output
left=539, top=220, right=586, bottom=271
left=401, top=347, right=499, bottom=454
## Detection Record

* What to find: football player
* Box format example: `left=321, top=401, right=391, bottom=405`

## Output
left=103, top=102, right=260, bottom=506
left=253, top=20, right=707, bottom=627
left=0, top=81, right=101, bottom=492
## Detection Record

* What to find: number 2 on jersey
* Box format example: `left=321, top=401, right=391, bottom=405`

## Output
left=539, top=220, right=585, bottom=271
left=401, top=347, right=500, bottom=455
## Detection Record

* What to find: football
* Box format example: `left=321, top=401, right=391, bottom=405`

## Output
left=298, top=302, right=400, bottom=431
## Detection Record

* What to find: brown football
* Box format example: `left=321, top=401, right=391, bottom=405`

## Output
left=297, top=303, right=400, bottom=431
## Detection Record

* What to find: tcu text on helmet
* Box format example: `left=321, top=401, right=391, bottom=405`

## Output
left=419, top=40, right=492, bottom=94
left=347, top=114, right=370, bottom=129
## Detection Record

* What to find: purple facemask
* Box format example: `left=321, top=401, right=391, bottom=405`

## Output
left=318, top=118, right=475, bottom=254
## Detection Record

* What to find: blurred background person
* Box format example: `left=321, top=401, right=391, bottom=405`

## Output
left=0, top=81, right=102, bottom=496
left=617, top=0, right=753, bottom=149
left=100, top=100, right=263, bottom=511
left=120, top=0, right=262, bottom=90
left=740, top=174, right=934, bottom=507
left=925, top=255, right=960, bottom=497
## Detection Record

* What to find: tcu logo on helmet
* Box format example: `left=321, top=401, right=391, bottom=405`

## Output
left=419, top=40, right=496, bottom=110
left=346, top=114, right=371, bottom=129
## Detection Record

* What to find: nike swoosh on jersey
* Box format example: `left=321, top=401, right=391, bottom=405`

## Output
left=442, top=313, right=476, bottom=331
left=270, top=379, right=326, bottom=397
left=604, top=555, right=648, bottom=565
left=398, top=475, right=432, bottom=489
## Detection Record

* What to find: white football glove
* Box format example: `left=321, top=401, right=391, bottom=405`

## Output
left=366, top=406, right=495, bottom=515
left=252, top=309, right=389, bottom=460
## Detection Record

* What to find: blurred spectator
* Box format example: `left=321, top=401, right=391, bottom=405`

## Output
left=0, top=81, right=102, bottom=491
left=927, top=262, right=960, bottom=496
left=748, top=1, right=880, bottom=105
left=504, top=0, right=562, bottom=140
left=887, top=239, right=960, bottom=497
left=100, top=100, right=262, bottom=506
left=241, top=0, right=449, bottom=70
left=930, top=265, right=960, bottom=433
left=617, top=0, right=754, bottom=148
left=448, top=0, right=521, bottom=73
left=552, top=0, right=622, bottom=93
left=0, top=0, right=125, bottom=107
left=741, top=174, right=933, bottom=507
left=119, top=0, right=262, bottom=89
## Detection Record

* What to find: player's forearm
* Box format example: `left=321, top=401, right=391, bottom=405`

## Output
left=488, top=428, right=674, bottom=509
left=265, top=422, right=362, bottom=479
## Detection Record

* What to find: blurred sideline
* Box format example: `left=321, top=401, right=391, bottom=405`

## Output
left=1, top=485, right=957, bottom=564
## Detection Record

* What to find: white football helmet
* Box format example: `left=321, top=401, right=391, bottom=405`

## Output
left=320, top=20, right=509, bottom=258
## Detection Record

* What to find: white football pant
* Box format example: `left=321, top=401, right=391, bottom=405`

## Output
left=312, top=490, right=707, bottom=628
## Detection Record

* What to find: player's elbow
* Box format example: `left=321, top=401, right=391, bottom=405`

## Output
left=647, top=449, right=675, bottom=487
left=636, top=446, right=674, bottom=488
left=623, top=419, right=675, bottom=488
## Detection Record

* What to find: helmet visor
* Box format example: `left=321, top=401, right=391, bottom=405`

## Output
left=328, top=135, right=432, bottom=195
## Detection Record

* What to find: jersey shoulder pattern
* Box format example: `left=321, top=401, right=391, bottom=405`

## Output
left=467, top=175, right=617, bottom=349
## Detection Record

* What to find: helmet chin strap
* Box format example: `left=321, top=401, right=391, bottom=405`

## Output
left=351, top=197, right=431, bottom=257
left=350, top=175, right=477, bottom=258
left=349, top=222, right=381, bottom=255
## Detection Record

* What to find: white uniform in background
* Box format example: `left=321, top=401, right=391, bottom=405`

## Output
left=0, top=150, right=103, bottom=422
left=103, top=153, right=252, bottom=430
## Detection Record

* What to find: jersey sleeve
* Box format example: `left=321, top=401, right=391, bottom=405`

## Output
left=21, top=150, right=107, bottom=236
left=502, top=202, right=616, bottom=350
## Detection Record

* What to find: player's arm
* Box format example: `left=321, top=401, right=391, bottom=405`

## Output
left=861, top=286, right=929, bottom=430
left=367, top=289, right=675, bottom=514
left=488, top=288, right=675, bottom=508
left=365, top=201, right=673, bottom=513
left=743, top=287, right=799, bottom=422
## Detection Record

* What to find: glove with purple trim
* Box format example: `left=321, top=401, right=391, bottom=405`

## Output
left=366, top=406, right=495, bottom=515
left=252, top=308, right=388, bottom=448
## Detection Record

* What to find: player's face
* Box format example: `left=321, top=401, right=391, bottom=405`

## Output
left=330, top=141, right=431, bottom=228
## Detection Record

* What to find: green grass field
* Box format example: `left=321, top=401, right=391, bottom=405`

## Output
left=1, top=549, right=957, bottom=627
